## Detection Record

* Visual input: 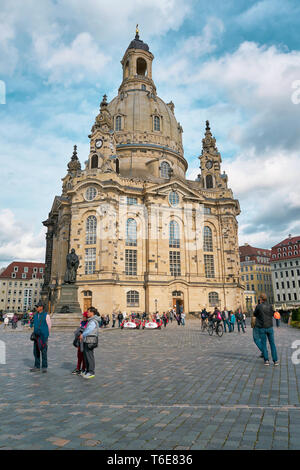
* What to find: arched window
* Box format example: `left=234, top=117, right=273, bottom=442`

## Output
left=209, top=292, right=219, bottom=306
left=203, top=226, right=213, bottom=252
left=126, top=218, right=137, bottom=246
left=136, top=58, right=147, bottom=76
left=160, top=161, right=171, bottom=178
left=169, top=220, right=180, bottom=248
left=141, top=84, right=146, bottom=90
left=115, top=115, right=122, bottom=131
left=206, top=174, right=213, bottom=189
left=91, top=154, right=98, bottom=169
left=154, top=116, right=160, bottom=131
left=86, top=216, right=97, bottom=245
left=127, top=290, right=139, bottom=306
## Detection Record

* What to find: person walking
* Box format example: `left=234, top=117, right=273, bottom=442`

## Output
left=254, top=293, right=279, bottom=366
left=221, top=307, right=231, bottom=333
left=162, top=312, right=168, bottom=328
left=12, top=313, right=18, bottom=329
left=236, top=310, right=245, bottom=333
left=72, top=312, right=88, bottom=375
left=80, top=306, right=99, bottom=379
left=242, top=312, right=247, bottom=329
left=112, top=312, right=116, bottom=328
left=30, top=301, right=51, bottom=373
left=4, top=315, right=9, bottom=329
left=169, top=310, right=173, bottom=323
left=274, top=310, right=281, bottom=328
left=118, top=311, right=123, bottom=328
left=181, top=312, right=186, bottom=326
left=229, top=311, right=235, bottom=332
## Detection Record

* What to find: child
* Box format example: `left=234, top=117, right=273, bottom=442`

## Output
left=72, top=312, right=88, bottom=375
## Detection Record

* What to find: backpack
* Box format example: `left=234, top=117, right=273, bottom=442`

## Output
left=274, top=311, right=281, bottom=320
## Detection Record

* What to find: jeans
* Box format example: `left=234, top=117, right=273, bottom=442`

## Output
left=181, top=318, right=185, bottom=326
left=275, top=319, right=280, bottom=327
left=237, top=321, right=245, bottom=333
left=230, top=322, right=235, bottom=332
left=33, top=341, right=48, bottom=369
left=223, top=319, right=231, bottom=332
left=253, top=326, right=263, bottom=353
left=259, top=327, right=278, bottom=362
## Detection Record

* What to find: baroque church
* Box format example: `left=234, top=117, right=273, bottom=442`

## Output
left=42, top=30, right=244, bottom=315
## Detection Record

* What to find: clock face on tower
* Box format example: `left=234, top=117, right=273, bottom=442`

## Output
left=95, top=139, right=103, bottom=149
left=206, top=160, right=213, bottom=170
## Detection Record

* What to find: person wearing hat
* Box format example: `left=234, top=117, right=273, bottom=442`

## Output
left=30, top=300, right=51, bottom=373
left=72, top=312, right=89, bottom=375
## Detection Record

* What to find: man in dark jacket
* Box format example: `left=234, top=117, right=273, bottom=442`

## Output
left=30, top=301, right=51, bottom=373
left=254, top=294, right=278, bottom=366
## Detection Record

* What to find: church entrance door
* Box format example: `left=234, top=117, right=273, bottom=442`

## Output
left=83, top=297, right=92, bottom=312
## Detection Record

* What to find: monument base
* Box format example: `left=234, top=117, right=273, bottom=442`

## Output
left=51, top=284, right=82, bottom=328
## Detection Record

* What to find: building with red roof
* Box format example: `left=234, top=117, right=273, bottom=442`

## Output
left=270, top=235, right=300, bottom=308
left=0, top=261, right=45, bottom=313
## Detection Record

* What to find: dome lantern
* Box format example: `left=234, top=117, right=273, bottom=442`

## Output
left=120, top=28, right=155, bottom=94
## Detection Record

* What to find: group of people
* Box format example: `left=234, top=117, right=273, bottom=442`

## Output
left=1, top=311, right=35, bottom=329
left=29, top=301, right=99, bottom=379
left=27, top=292, right=281, bottom=379
left=201, top=307, right=247, bottom=333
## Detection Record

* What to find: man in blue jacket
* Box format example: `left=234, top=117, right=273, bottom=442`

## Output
left=30, top=300, right=51, bottom=373
left=254, top=293, right=279, bottom=366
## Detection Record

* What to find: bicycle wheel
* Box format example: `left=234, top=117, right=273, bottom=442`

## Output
left=208, top=324, right=214, bottom=336
left=216, top=323, right=224, bottom=337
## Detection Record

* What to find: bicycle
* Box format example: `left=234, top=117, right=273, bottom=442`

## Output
left=208, top=320, right=224, bottom=337
left=201, top=318, right=209, bottom=332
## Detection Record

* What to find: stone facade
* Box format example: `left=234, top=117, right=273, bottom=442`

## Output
left=42, top=33, right=244, bottom=316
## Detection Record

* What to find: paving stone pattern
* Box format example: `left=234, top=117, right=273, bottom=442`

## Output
left=0, top=320, right=300, bottom=450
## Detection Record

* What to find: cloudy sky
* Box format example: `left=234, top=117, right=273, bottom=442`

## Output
left=0, top=0, right=300, bottom=267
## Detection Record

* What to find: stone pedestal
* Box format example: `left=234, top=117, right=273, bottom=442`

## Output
left=51, top=284, right=82, bottom=328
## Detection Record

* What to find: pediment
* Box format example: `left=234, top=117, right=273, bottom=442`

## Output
left=145, top=179, right=205, bottom=202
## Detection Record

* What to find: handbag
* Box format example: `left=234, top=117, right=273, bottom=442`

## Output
left=85, top=335, right=98, bottom=349
left=251, top=316, right=256, bottom=328
left=30, top=313, right=44, bottom=341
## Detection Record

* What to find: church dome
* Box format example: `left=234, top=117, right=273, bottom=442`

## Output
left=105, top=32, right=187, bottom=180
left=127, top=33, right=150, bottom=52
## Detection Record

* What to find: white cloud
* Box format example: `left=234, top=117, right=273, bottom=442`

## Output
left=0, top=209, right=45, bottom=265
left=32, top=32, right=111, bottom=85
left=180, top=17, right=225, bottom=58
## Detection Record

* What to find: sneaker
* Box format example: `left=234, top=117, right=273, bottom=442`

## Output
left=274, top=361, right=279, bottom=366
left=72, top=368, right=80, bottom=375
left=83, top=373, right=95, bottom=379
left=42, top=369, right=47, bottom=373
left=264, top=360, right=270, bottom=366
left=80, top=370, right=87, bottom=377
left=29, top=367, right=40, bottom=372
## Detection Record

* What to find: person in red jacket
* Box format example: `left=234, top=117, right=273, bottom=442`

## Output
left=72, top=312, right=88, bottom=375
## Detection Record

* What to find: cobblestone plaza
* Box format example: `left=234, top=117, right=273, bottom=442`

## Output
left=0, top=320, right=300, bottom=450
